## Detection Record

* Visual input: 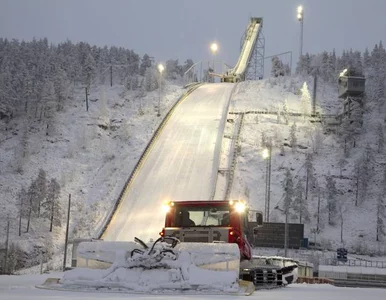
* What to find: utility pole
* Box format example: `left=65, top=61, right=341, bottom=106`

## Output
left=264, top=142, right=272, bottom=222
left=297, top=6, right=304, bottom=59
left=85, top=87, right=89, bottom=112
left=3, top=218, right=10, bottom=274
left=312, top=75, right=317, bottom=115
left=284, top=207, right=288, bottom=257
left=63, top=194, right=71, bottom=271
left=157, top=64, right=164, bottom=117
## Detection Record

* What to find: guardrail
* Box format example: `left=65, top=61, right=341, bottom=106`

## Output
left=97, top=83, right=203, bottom=239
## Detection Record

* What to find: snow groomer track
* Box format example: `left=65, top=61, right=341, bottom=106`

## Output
left=100, top=83, right=236, bottom=242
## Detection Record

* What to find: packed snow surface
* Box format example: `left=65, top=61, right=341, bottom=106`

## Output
left=102, top=83, right=234, bottom=242
left=1, top=273, right=385, bottom=300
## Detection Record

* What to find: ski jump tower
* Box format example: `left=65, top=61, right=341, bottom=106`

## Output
left=244, top=19, right=265, bottom=80
left=338, top=69, right=365, bottom=121
left=222, top=17, right=265, bottom=82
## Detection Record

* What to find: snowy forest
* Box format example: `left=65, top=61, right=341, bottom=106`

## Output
left=0, top=38, right=194, bottom=120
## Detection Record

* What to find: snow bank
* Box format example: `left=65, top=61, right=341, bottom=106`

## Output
left=61, top=240, right=240, bottom=293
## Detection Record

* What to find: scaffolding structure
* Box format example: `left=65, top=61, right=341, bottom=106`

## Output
left=245, top=31, right=265, bottom=80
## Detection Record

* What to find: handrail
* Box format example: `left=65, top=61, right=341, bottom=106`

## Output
left=97, top=83, right=203, bottom=239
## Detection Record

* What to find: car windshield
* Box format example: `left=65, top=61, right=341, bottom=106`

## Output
left=173, top=205, right=230, bottom=227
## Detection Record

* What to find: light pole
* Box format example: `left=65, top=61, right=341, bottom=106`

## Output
left=157, top=63, right=164, bottom=117
left=262, top=143, right=272, bottom=222
left=297, top=6, right=304, bottom=59
left=210, top=42, right=218, bottom=80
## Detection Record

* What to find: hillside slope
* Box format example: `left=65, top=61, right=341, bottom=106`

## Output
left=226, top=76, right=386, bottom=255
left=0, top=82, right=184, bottom=268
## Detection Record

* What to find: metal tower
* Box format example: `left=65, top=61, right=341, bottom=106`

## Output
left=245, top=31, right=265, bottom=80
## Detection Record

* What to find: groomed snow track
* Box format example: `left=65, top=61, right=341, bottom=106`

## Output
left=99, top=83, right=237, bottom=242
left=96, top=83, right=202, bottom=240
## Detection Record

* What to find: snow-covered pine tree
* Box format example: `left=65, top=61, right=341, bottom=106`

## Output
left=325, top=172, right=338, bottom=225
left=282, top=168, right=294, bottom=215
left=377, top=122, right=384, bottom=153
left=353, top=159, right=361, bottom=206
left=83, top=53, right=96, bottom=88
left=304, top=152, right=316, bottom=206
left=144, top=67, right=158, bottom=92
left=352, top=51, right=363, bottom=75
left=17, top=187, right=28, bottom=236
left=296, top=53, right=311, bottom=75
left=40, top=80, right=56, bottom=123
left=35, top=169, right=47, bottom=218
left=282, top=99, right=289, bottom=125
left=290, top=123, right=297, bottom=151
left=376, top=194, right=385, bottom=242
left=4, top=243, right=23, bottom=274
left=53, top=67, right=69, bottom=111
left=337, top=197, right=348, bottom=243
left=26, top=179, right=39, bottom=232
left=368, top=42, right=386, bottom=103
left=376, top=166, right=386, bottom=241
left=99, top=87, right=109, bottom=124
left=363, top=48, right=371, bottom=71
left=41, top=178, right=62, bottom=232
left=165, top=59, right=181, bottom=80
left=271, top=56, right=285, bottom=77
left=314, top=179, right=323, bottom=232
left=139, top=54, right=152, bottom=76
left=355, top=145, right=376, bottom=205
left=14, top=125, right=29, bottom=174
left=293, top=178, right=304, bottom=223
left=300, top=82, right=311, bottom=118
left=320, top=51, right=329, bottom=81
left=338, top=157, right=348, bottom=177
left=327, top=49, right=337, bottom=82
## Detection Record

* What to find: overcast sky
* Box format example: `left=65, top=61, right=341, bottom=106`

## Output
left=1, top=0, right=385, bottom=72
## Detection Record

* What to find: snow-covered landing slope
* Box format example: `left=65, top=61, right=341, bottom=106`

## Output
left=102, top=83, right=235, bottom=242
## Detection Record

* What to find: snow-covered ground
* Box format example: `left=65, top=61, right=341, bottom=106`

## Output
left=0, top=273, right=385, bottom=300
